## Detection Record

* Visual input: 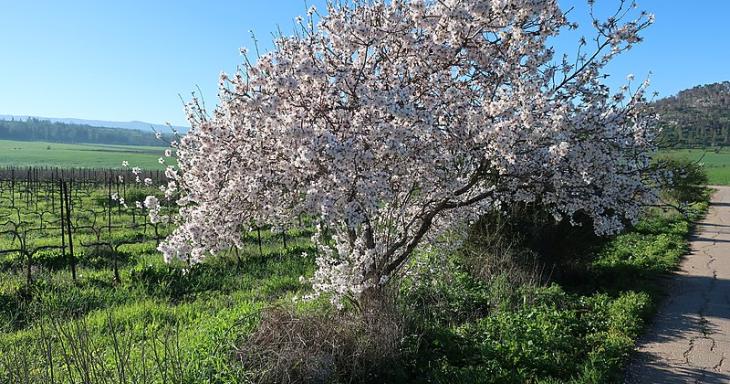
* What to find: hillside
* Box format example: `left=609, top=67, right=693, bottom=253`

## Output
left=0, top=117, right=174, bottom=147
left=655, top=81, right=730, bottom=147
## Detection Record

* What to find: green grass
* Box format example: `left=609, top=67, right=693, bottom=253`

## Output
left=660, top=148, right=730, bottom=185
left=398, top=200, right=708, bottom=383
left=0, top=174, right=709, bottom=383
left=0, top=182, right=315, bottom=383
left=0, top=139, right=166, bottom=169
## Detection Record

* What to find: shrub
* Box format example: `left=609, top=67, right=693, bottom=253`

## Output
left=462, top=204, right=605, bottom=286
left=400, top=252, right=492, bottom=327
left=237, top=299, right=406, bottom=384
left=653, top=156, right=709, bottom=204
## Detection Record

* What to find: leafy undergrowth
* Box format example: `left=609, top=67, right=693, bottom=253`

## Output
left=0, top=198, right=708, bottom=383
left=396, top=200, right=708, bottom=383
left=399, top=259, right=653, bottom=383
left=0, top=244, right=317, bottom=383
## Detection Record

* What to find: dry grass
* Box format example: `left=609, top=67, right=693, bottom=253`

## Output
left=237, top=297, right=405, bottom=384
left=462, top=215, right=547, bottom=287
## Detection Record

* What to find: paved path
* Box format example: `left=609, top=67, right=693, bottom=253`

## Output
left=626, top=186, right=730, bottom=383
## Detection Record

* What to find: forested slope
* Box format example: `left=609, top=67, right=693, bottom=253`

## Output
left=656, top=81, right=730, bottom=147
left=0, top=118, right=171, bottom=146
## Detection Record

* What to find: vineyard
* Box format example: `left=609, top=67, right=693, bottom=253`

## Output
left=0, top=167, right=315, bottom=383
left=0, top=167, right=171, bottom=287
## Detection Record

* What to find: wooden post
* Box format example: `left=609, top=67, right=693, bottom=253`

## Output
left=257, top=227, right=263, bottom=257
left=59, top=180, right=69, bottom=280
left=282, top=229, right=288, bottom=251
left=62, top=181, right=76, bottom=281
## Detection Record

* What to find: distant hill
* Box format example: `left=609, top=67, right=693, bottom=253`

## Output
left=0, top=117, right=174, bottom=147
left=0, top=114, right=187, bottom=133
left=655, top=81, right=730, bottom=148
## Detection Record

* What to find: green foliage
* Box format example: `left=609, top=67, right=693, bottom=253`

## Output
left=653, top=155, right=710, bottom=203
left=462, top=203, right=604, bottom=286
left=400, top=253, right=492, bottom=327
left=457, top=291, right=585, bottom=382
left=595, top=230, right=686, bottom=274
left=401, top=268, right=655, bottom=384
left=0, top=251, right=308, bottom=383
left=396, top=190, right=708, bottom=383
left=0, top=165, right=710, bottom=383
left=655, top=81, right=730, bottom=148
left=574, top=292, right=652, bottom=384
left=590, top=202, right=706, bottom=296
left=0, top=178, right=320, bottom=383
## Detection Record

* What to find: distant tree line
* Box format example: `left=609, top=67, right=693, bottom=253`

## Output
left=0, top=118, right=171, bottom=146
left=656, top=81, right=730, bottom=148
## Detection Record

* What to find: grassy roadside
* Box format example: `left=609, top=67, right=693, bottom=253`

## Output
left=391, top=199, right=708, bottom=383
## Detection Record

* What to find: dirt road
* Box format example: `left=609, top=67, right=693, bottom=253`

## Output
left=626, top=186, right=730, bottom=383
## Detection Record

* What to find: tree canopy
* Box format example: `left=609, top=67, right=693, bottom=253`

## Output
left=160, top=0, right=657, bottom=305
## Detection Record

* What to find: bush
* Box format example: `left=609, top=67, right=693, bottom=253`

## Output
left=129, top=263, right=190, bottom=298
left=653, top=156, right=709, bottom=204
left=400, top=252, right=492, bottom=327
left=237, top=298, right=406, bottom=384
left=400, top=284, right=653, bottom=384
left=0, top=291, right=24, bottom=331
left=33, top=249, right=67, bottom=270
left=128, top=263, right=227, bottom=300
left=578, top=292, right=652, bottom=383
left=459, top=303, right=586, bottom=382
left=463, top=204, right=605, bottom=285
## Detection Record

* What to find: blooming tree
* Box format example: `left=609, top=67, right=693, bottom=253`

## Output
left=160, top=0, right=656, bottom=303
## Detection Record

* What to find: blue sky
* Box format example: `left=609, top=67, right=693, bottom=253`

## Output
left=0, top=1, right=727, bottom=126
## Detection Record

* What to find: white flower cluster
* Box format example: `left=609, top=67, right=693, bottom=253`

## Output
left=144, top=195, right=161, bottom=223
left=160, top=0, right=657, bottom=304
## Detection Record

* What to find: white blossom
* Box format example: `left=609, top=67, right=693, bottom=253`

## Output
left=144, top=195, right=161, bottom=223
left=159, top=0, right=657, bottom=304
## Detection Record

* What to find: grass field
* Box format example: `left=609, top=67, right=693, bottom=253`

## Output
left=0, top=139, right=728, bottom=186
left=0, top=181, right=316, bottom=383
left=660, top=148, right=730, bottom=185
left=0, top=140, right=166, bottom=169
